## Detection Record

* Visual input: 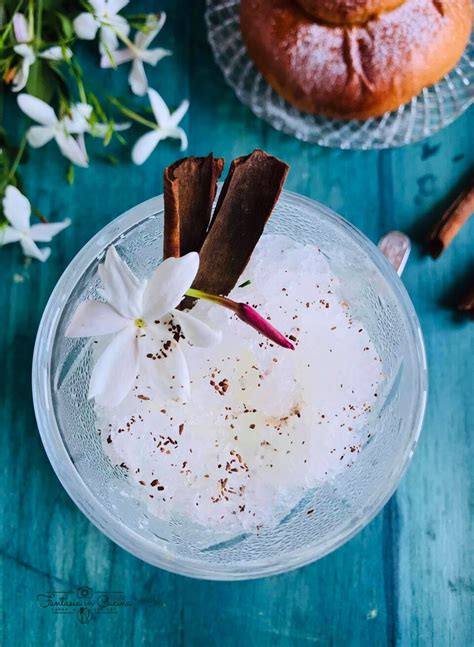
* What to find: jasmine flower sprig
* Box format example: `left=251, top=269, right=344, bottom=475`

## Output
left=11, top=12, right=72, bottom=92
left=66, top=248, right=221, bottom=407
left=65, top=246, right=294, bottom=408
left=111, top=89, right=189, bottom=165
left=0, top=1, right=188, bottom=263
left=74, top=0, right=131, bottom=56
left=1, top=185, right=70, bottom=262
left=99, top=13, right=171, bottom=96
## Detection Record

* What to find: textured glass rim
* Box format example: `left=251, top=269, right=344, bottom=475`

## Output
left=32, top=192, right=428, bottom=580
left=205, top=0, right=474, bottom=150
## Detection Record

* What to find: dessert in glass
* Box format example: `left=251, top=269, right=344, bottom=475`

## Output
left=33, top=150, right=427, bottom=579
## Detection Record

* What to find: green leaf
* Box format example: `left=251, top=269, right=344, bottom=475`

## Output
left=56, top=12, right=74, bottom=40
left=43, top=0, right=64, bottom=10
left=26, top=59, right=55, bottom=103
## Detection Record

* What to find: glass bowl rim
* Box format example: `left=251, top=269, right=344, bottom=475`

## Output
left=32, top=190, right=428, bottom=580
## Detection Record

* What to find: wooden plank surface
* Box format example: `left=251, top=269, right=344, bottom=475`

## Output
left=0, top=1, right=472, bottom=645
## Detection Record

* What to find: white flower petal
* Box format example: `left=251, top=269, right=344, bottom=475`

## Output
left=135, top=329, right=170, bottom=397
left=99, top=25, right=119, bottom=53
left=73, top=13, right=99, bottom=40
left=75, top=103, right=94, bottom=119
left=12, top=60, right=31, bottom=93
left=168, top=126, right=188, bottom=151
left=89, top=327, right=139, bottom=407
left=26, top=125, right=55, bottom=148
left=131, top=129, right=162, bottom=166
left=172, top=309, right=222, bottom=348
left=111, top=121, right=131, bottom=132
left=129, top=59, right=148, bottom=96
left=98, top=246, right=145, bottom=318
left=89, top=121, right=130, bottom=137
left=90, top=0, right=106, bottom=11
left=39, top=46, right=72, bottom=61
left=111, top=13, right=130, bottom=37
left=64, top=103, right=93, bottom=134
left=143, top=252, right=199, bottom=320
left=99, top=53, right=114, bottom=69
left=17, top=93, right=58, bottom=126
left=65, top=300, right=129, bottom=337
left=169, top=100, right=189, bottom=128
left=13, top=13, right=30, bottom=43
left=88, top=123, right=108, bottom=137
left=20, top=236, right=50, bottom=262
left=13, top=43, right=35, bottom=60
left=3, top=185, right=31, bottom=232
left=55, top=132, right=89, bottom=167
left=135, top=13, right=166, bottom=50
left=107, top=0, right=130, bottom=14
left=76, top=133, right=89, bottom=162
left=30, top=220, right=70, bottom=242
left=139, top=327, right=190, bottom=400
left=147, top=88, right=170, bottom=127
left=141, top=47, right=171, bottom=66
left=1, top=227, right=22, bottom=245
left=100, top=48, right=134, bottom=68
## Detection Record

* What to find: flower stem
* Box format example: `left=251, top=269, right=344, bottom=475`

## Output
left=0, top=135, right=27, bottom=193
left=185, top=288, right=238, bottom=311
left=101, top=20, right=141, bottom=57
left=108, top=97, right=157, bottom=130
left=34, top=0, right=43, bottom=47
left=0, top=0, right=24, bottom=48
left=32, top=206, right=48, bottom=222
left=112, top=26, right=141, bottom=57
left=185, top=288, right=294, bottom=350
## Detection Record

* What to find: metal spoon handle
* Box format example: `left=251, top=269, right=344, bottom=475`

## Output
left=378, top=231, right=411, bottom=277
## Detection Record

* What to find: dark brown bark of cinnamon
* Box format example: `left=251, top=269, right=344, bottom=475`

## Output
left=191, top=149, right=289, bottom=296
left=427, top=182, right=474, bottom=259
left=163, top=155, right=224, bottom=258
left=458, top=284, right=474, bottom=321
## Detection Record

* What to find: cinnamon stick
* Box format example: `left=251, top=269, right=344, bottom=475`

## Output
left=458, top=284, right=474, bottom=321
left=191, top=149, right=289, bottom=296
left=163, top=154, right=224, bottom=258
left=427, top=181, right=474, bottom=258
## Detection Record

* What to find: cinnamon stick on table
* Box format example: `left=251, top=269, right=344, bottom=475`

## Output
left=163, top=154, right=224, bottom=258
left=458, top=284, right=474, bottom=321
left=427, top=181, right=474, bottom=258
left=193, top=149, right=289, bottom=296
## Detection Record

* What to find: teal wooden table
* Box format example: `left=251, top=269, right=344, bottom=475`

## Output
left=1, top=2, right=472, bottom=645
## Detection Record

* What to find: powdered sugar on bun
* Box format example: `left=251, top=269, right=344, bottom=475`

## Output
left=240, top=0, right=472, bottom=119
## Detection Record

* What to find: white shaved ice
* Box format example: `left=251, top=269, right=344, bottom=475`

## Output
left=98, top=235, right=383, bottom=533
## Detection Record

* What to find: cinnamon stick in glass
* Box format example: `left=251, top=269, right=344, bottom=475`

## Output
left=163, top=154, right=224, bottom=258
left=192, top=149, right=289, bottom=296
